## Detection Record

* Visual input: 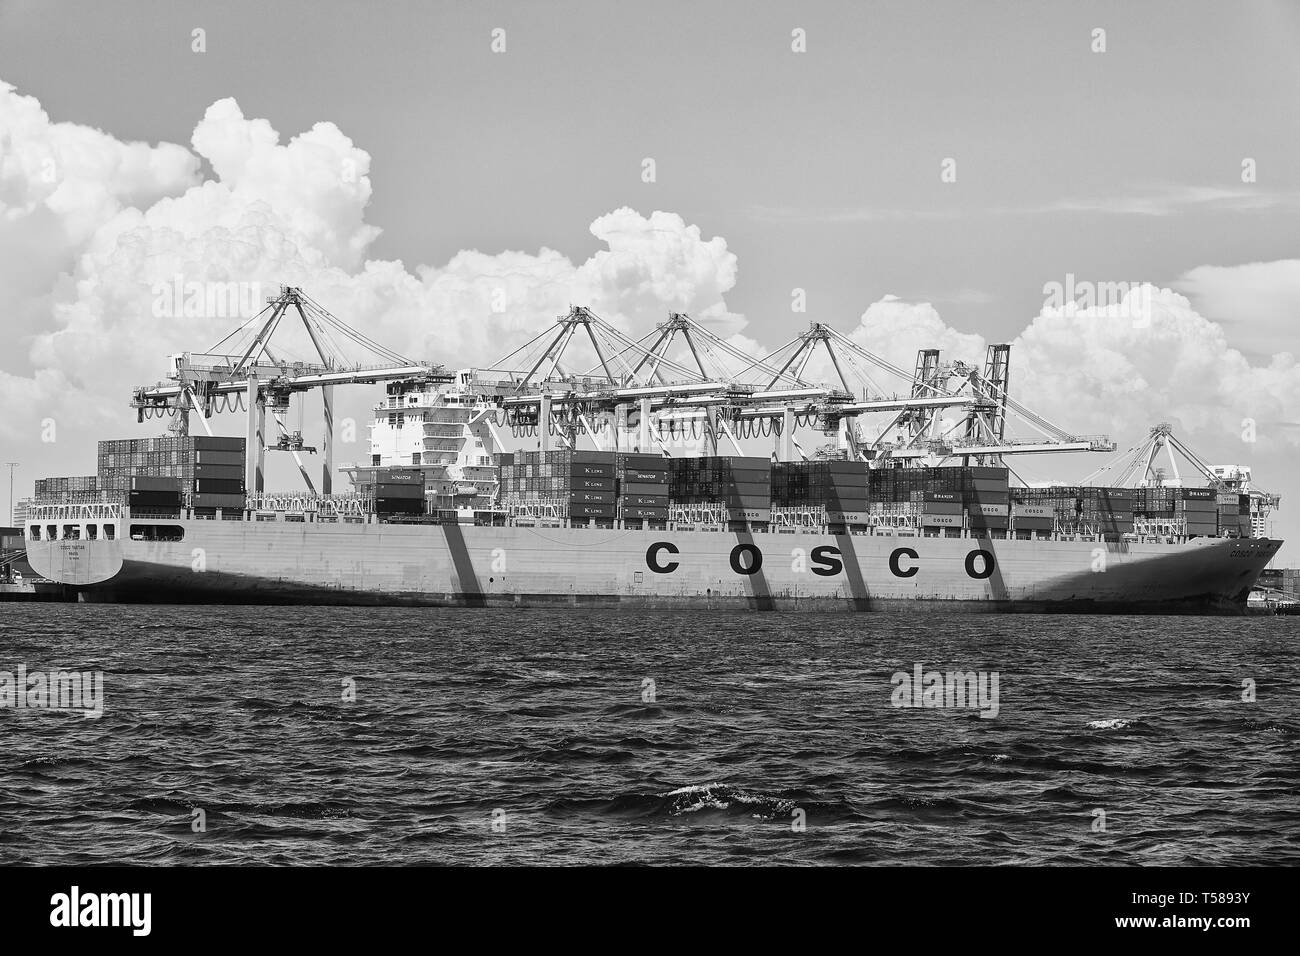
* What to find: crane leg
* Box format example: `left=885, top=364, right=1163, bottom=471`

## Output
left=321, top=385, right=334, bottom=496
left=245, top=373, right=265, bottom=494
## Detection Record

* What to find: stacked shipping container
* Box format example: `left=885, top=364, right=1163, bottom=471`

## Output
left=1217, top=492, right=1252, bottom=538
left=964, top=467, right=1010, bottom=532
left=616, top=454, right=669, bottom=522
left=567, top=452, right=617, bottom=520
left=191, top=439, right=248, bottom=510
left=372, top=467, right=425, bottom=516
left=495, top=450, right=621, bottom=520
left=772, top=460, right=870, bottom=521
left=128, top=475, right=183, bottom=514
left=96, top=436, right=246, bottom=510
left=33, top=476, right=99, bottom=497
left=669, top=456, right=771, bottom=521
left=1178, top=487, right=1218, bottom=536
left=1078, top=487, right=1138, bottom=536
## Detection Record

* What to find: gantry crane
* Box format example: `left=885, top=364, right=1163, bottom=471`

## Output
left=130, top=287, right=447, bottom=494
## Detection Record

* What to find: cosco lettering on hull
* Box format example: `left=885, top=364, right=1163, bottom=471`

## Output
left=645, top=543, right=997, bottom=580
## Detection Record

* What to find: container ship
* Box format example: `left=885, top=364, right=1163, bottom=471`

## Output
left=21, top=289, right=1282, bottom=612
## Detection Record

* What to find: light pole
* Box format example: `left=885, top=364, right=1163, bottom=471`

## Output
left=4, top=462, right=17, bottom=528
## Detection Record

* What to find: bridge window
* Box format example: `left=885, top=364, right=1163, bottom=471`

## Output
left=129, top=524, right=185, bottom=542
left=87, top=524, right=98, bottom=540
left=29, top=525, right=40, bottom=540
left=46, top=524, right=56, bottom=540
left=104, top=524, right=116, bottom=540
left=62, top=525, right=81, bottom=540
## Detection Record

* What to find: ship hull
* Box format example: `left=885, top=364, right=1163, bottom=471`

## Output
left=24, top=519, right=1282, bottom=614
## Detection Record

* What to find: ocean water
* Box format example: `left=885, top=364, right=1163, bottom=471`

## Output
left=0, top=606, right=1296, bottom=865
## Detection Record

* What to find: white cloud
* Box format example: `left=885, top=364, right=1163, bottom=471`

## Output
left=830, top=287, right=1300, bottom=454
left=0, top=82, right=749, bottom=456
left=1175, top=259, right=1300, bottom=359
left=0, top=80, right=198, bottom=351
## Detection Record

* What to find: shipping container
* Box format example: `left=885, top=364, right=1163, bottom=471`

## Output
left=921, top=514, right=962, bottom=527
left=193, top=477, right=245, bottom=495
left=375, top=482, right=424, bottom=498
left=571, top=450, right=617, bottom=464
left=1013, top=505, right=1053, bottom=518
left=375, top=497, right=424, bottom=515
left=194, top=449, right=245, bottom=466
left=190, top=493, right=248, bottom=509
left=1012, top=517, right=1054, bottom=530
left=128, top=490, right=183, bottom=507
left=620, top=507, right=669, bottom=520
left=570, top=490, right=616, bottom=505
left=192, top=462, right=244, bottom=479
left=623, top=494, right=670, bottom=507
left=620, top=469, right=667, bottom=482
left=615, top=453, right=665, bottom=469
left=619, top=480, right=670, bottom=496
left=193, top=436, right=246, bottom=452
left=129, top=475, right=179, bottom=491
left=572, top=463, right=615, bottom=478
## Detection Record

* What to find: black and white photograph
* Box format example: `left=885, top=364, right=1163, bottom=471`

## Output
left=0, top=0, right=1294, bottom=936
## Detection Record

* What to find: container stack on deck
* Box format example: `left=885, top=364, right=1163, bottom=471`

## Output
left=616, top=453, right=669, bottom=523
left=1237, top=494, right=1252, bottom=537
left=423, top=450, right=1253, bottom=539
left=1079, top=487, right=1137, bottom=537
left=96, top=436, right=246, bottom=511
left=372, top=467, right=426, bottom=516
left=1178, top=487, right=1218, bottom=536
left=495, top=450, right=621, bottom=522
left=772, top=460, right=871, bottom=521
left=1218, top=492, right=1252, bottom=538
left=920, top=490, right=962, bottom=533
left=190, top=438, right=247, bottom=512
left=963, top=467, right=1011, bottom=534
left=1137, top=486, right=1176, bottom=518
left=568, top=451, right=617, bottom=521
left=1010, top=486, right=1081, bottom=527
left=128, top=475, right=183, bottom=516
left=668, top=456, right=771, bottom=524
left=33, top=476, right=99, bottom=499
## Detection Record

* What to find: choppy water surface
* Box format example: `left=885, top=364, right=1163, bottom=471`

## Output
left=0, top=606, right=1296, bottom=865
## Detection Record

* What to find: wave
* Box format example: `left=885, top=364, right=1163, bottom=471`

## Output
left=1085, top=718, right=1136, bottom=730
left=545, top=783, right=839, bottom=821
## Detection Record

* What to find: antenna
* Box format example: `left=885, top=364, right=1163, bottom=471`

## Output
left=4, top=462, right=17, bottom=527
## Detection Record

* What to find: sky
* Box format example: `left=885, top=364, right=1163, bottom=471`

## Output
left=0, top=0, right=1297, bottom=560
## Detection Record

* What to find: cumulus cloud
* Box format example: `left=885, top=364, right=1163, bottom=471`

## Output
left=1175, top=259, right=1300, bottom=360
left=831, top=287, right=1300, bottom=457
left=1010, top=286, right=1291, bottom=443
left=0, top=81, right=749, bottom=461
left=0, top=80, right=198, bottom=356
